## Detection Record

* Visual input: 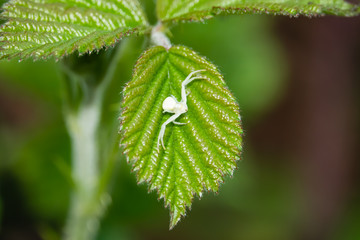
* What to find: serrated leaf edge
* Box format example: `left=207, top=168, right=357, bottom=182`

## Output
left=160, top=2, right=360, bottom=24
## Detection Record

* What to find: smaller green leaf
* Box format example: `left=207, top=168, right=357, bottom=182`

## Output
left=0, top=0, right=149, bottom=60
left=120, top=45, right=243, bottom=228
left=157, top=0, right=360, bottom=23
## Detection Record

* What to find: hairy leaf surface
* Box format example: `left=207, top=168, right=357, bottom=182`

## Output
left=157, top=0, right=360, bottom=22
left=120, top=46, right=242, bottom=228
left=0, top=0, right=148, bottom=60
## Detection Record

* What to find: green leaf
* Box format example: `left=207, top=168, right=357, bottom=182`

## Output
left=157, top=0, right=360, bottom=22
left=120, top=45, right=243, bottom=229
left=0, top=0, right=149, bottom=60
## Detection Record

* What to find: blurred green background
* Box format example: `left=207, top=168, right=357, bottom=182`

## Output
left=1, top=1, right=360, bottom=240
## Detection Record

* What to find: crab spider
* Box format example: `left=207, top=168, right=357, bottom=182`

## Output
left=157, top=69, right=206, bottom=150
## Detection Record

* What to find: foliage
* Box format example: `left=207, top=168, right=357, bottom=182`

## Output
left=0, top=0, right=359, bottom=234
left=0, top=0, right=148, bottom=60
left=157, top=0, right=360, bottom=22
left=1, top=0, right=358, bottom=60
left=120, top=45, right=242, bottom=228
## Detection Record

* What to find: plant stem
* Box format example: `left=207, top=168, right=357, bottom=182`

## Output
left=64, top=100, right=101, bottom=240
left=61, top=42, right=128, bottom=240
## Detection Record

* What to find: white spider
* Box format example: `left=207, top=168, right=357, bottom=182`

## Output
left=157, top=69, right=206, bottom=150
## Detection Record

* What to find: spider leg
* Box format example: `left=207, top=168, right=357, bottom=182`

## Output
left=183, top=69, right=206, bottom=84
left=181, top=76, right=206, bottom=103
left=173, top=121, right=187, bottom=125
left=163, top=109, right=175, bottom=114
left=170, top=95, right=179, bottom=102
left=157, top=112, right=182, bottom=150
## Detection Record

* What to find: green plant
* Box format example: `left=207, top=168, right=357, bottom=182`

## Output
left=0, top=0, right=358, bottom=239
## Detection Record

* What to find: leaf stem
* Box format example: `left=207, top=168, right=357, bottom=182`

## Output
left=151, top=22, right=172, bottom=49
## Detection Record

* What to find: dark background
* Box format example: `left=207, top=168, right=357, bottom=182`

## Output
left=0, top=1, right=359, bottom=239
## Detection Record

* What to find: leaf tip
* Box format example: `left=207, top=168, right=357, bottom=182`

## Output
left=169, top=210, right=182, bottom=230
